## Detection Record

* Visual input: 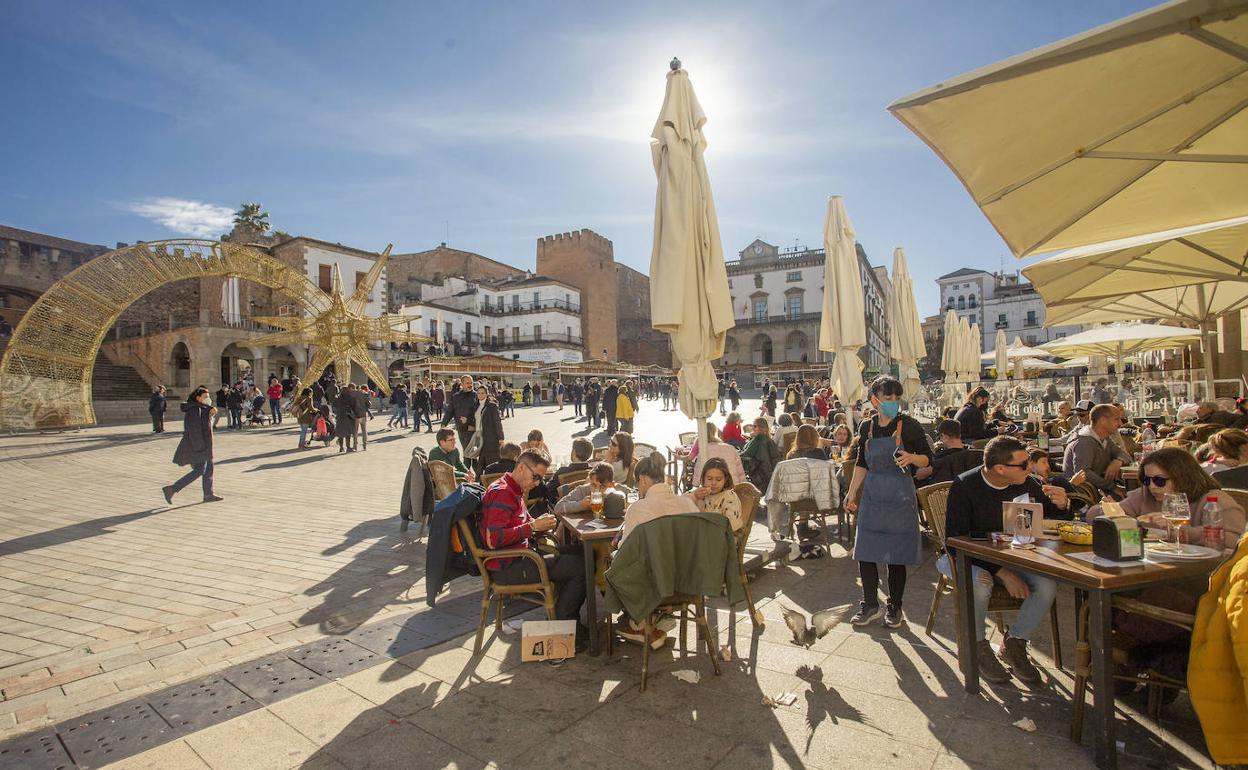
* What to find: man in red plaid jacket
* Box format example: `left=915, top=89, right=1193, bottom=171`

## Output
left=479, top=449, right=588, bottom=649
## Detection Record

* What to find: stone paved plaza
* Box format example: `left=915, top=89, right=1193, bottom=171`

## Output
left=0, top=398, right=1218, bottom=769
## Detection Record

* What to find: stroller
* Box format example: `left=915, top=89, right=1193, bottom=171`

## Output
left=245, top=396, right=268, bottom=427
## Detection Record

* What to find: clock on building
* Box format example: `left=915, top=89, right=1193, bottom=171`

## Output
left=753, top=243, right=764, bottom=256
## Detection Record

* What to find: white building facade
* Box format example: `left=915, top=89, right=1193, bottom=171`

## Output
left=397, top=274, right=583, bottom=364
left=936, top=267, right=1082, bottom=352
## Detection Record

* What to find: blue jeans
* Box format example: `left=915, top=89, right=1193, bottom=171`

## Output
left=394, top=405, right=409, bottom=427
left=269, top=398, right=282, bottom=423
left=298, top=422, right=310, bottom=446
left=412, top=407, right=432, bottom=431
left=970, top=565, right=1056, bottom=642
left=171, top=458, right=214, bottom=497
left=229, top=407, right=242, bottom=429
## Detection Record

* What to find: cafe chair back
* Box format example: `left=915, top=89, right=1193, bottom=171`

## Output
left=732, top=481, right=764, bottom=628
left=427, top=460, right=457, bottom=501
left=456, top=518, right=557, bottom=655
left=559, top=469, right=590, bottom=488
left=479, top=473, right=504, bottom=489
left=679, top=431, right=697, bottom=446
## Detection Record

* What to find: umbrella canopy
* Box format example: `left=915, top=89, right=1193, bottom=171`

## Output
left=887, top=247, right=925, bottom=399
left=819, top=196, right=866, bottom=404
left=1040, top=322, right=1201, bottom=358
left=994, top=327, right=1009, bottom=385
left=1019, top=357, right=1067, bottom=372
left=980, top=340, right=1052, bottom=361
left=649, top=64, right=735, bottom=425
left=888, top=0, right=1248, bottom=257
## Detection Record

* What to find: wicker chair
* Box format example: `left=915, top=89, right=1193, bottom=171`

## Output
left=679, top=431, right=697, bottom=446
left=427, top=460, right=457, bottom=501
left=558, top=469, right=591, bottom=488
left=633, top=442, right=657, bottom=458
left=1070, top=595, right=1197, bottom=743
left=456, top=518, right=557, bottom=655
left=785, top=498, right=831, bottom=548
left=1219, top=487, right=1248, bottom=516
left=732, top=482, right=764, bottom=627
left=479, top=473, right=504, bottom=489
left=592, top=446, right=609, bottom=461
left=921, top=480, right=1063, bottom=670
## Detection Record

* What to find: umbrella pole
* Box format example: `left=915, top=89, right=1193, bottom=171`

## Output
left=1196, top=285, right=1216, bottom=399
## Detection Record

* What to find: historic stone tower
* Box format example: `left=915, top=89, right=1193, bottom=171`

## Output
left=536, top=229, right=618, bottom=361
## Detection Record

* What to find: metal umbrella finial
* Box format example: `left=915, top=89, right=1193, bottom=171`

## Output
left=670, top=56, right=681, bottom=71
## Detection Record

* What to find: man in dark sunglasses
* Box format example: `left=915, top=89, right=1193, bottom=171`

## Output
left=944, top=436, right=1073, bottom=685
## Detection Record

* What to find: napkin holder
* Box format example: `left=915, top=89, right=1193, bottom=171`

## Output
left=1092, top=501, right=1143, bottom=561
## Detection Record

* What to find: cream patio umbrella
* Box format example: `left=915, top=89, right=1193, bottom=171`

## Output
left=941, top=309, right=962, bottom=406
left=1023, top=215, right=1248, bottom=387
left=963, top=318, right=980, bottom=388
left=649, top=61, right=735, bottom=451
left=888, top=0, right=1248, bottom=258
left=887, top=247, right=926, bottom=399
left=819, top=196, right=866, bottom=405
left=1040, top=323, right=1201, bottom=379
left=993, top=327, right=1009, bottom=388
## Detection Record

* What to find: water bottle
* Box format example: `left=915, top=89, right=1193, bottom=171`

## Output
left=1202, top=495, right=1224, bottom=551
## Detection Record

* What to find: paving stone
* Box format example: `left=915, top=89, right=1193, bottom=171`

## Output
left=0, top=730, right=74, bottom=770
left=218, top=655, right=324, bottom=705
left=183, top=710, right=317, bottom=770
left=267, top=683, right=389, bottom=746
left=285, top=638, right=381, bottom=679
left=146, top=677, right=261, bottom=737
left=56, top=701, right=176, bottom=769
left=96, top=738, right=210, bottom=770
left=343, top=623, right=437, bottom=658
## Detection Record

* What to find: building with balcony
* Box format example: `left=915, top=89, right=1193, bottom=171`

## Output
left=395, top=273, right=584, bottom=364
left=720, top=238, right=890, bottom=375
left=936, top=267, right=1082, bottom=352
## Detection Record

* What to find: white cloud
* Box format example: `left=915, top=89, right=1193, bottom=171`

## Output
left=123, top=197, right=234, bottom=238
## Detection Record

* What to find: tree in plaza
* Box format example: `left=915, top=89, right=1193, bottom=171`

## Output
left=233, top=203, right=270, bottom=234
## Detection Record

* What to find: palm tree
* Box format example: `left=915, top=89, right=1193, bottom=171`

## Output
left=233, top=203, right=270, bottom=234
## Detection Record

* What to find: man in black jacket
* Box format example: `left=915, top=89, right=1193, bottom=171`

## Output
left=603, top=379, right=619, bottom=434
left=584, top=378, right=601, bottom=427
left=916, top=420, right=982, bottom=486
left=226, top=383, right=245, bottom=430
left=443, top=375, right=478, bottom=448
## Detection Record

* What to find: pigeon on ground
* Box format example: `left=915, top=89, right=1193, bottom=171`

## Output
left=780, top=605, right=838, bottom=648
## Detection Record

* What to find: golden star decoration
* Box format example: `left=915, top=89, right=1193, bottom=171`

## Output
left=248, top=245, right=428, bottom=394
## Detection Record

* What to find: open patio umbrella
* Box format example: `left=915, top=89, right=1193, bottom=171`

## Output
left=980, top=339, right=1052, bottom=361
left=819, top=196, right=866, bottom=405
left=649, top=62, right=735, bottom=450
left=887, top=247, right=925, bottom=399
left=888, top=0, right=1248, bottom=257
left=1023, top=215, right=1248, bottom=387
left=1040, top=323, right=1201, bottom=385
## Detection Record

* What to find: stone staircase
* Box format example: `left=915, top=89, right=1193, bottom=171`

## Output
left=0, top=337, right=161, bottom=426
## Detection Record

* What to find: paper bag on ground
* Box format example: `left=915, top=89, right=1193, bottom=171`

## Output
left=521, top=620, right=577, bottom=661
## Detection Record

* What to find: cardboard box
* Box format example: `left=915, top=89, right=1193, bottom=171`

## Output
left=521, top=620, right=577, bottom=661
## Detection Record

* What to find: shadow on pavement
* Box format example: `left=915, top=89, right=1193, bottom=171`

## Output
left=0, top=508, right=165, bottom=556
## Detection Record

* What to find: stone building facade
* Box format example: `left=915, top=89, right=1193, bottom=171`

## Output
left=536, top=229, right=619, bottom=361
left=936, top=267, right=1082, bottom=353
left=0, top=225, right=110, bottom=328
left=615, top=264, right=671, bottom=367
left=721, top=238, right=890, bottom=374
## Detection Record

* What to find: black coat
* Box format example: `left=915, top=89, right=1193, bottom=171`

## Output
left=349, top=390, right=371, bottom=418
left=148, top=392, right=166, bottom=416
left=476, top=400, right=504, bottom=466
left=173, top=402, right=213, bottom=466
left=444, top=390, right=477, bottom=429
left=603, top=385, right=619, bottom=417
left=333, top=392, right=356, bottom=438
left=413, top=388, right=431, bottom=409
left=585, top=384, right=601, bottom=408
left=955, top=403, right=996, bottom=442
left=226, top=389, right=244, bottom=409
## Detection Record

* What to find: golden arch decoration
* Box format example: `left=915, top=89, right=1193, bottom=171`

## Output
left=0, top=239, right=426, bottom=430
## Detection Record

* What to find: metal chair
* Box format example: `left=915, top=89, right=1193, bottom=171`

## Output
left=785, top=498, right=831, bottom=548
left=456, top=518, right=557, bottom=655
left=641, top=593, right=720, bottom=692
left=922, top=480, right=1063, bottom=670
left=733, top=482, right=764, bottom=628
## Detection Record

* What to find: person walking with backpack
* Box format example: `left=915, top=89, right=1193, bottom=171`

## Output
left=162, top=387, right=222, bottom=504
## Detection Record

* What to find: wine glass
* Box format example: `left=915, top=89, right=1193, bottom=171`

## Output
left=1162, top=492, right=1191, bottom=553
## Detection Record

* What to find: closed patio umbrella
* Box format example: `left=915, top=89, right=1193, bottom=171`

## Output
left=888, top=0, right=1248, bottom=257
left=819, top=196, right=866, bottom=405
left=967, top=321, right=983, bottom=388
left=887, top=247, right=925, bottom=399
left=993, top=327, right=1009, bottom=386
left=941, top=309, right=962, bottom=406
left=649, top=61, right=735, bottom=449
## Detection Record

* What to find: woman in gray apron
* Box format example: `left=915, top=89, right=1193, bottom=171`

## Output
left=844, top=377, right=932, bottom=628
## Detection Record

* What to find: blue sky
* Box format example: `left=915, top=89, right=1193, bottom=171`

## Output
left=1, top=0, right=1157, bottom=316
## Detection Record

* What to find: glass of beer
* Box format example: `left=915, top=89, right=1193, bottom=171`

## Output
left=590, top=490, right=604, bottom=521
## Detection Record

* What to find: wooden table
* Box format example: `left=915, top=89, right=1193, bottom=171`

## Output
left=558, top=511, right=624, bottom=656
left=948, top=536, right=1220, bottom=770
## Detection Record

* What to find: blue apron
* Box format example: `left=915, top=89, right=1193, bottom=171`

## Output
left=851, top=421, right=922, bottom=566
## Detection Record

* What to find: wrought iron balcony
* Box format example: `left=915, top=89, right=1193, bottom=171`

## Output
left=481, top=333, right=583, bottom=350
left=480, top=298, right=581, bottom=316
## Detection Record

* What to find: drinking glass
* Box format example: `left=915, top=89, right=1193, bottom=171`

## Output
left=1162, top=492, right=1191, bottom=553
left=590, top=490, right=604, bottom=521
